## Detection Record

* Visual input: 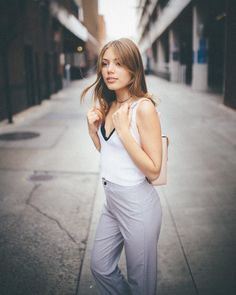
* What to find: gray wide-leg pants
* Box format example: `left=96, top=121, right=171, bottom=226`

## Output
left=91, top=178, right=162, bottom=295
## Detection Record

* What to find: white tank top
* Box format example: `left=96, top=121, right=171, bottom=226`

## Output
left=98, top=99, right=148, bottom=186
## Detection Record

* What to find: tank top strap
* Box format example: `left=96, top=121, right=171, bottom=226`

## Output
left=129, top=98, right=151, bottom=142
left=130, top=98, right=151, bottom=124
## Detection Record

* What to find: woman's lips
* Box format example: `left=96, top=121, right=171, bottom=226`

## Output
left=106, top=77, right=118, bottom=83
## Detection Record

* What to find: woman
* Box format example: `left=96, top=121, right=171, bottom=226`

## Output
left=81, top=38, right=162, bottom=295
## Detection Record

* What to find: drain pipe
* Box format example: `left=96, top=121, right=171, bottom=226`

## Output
left=2, top=46, right=13, bottom=124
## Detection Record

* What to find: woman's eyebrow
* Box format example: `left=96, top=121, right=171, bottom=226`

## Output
left=102, top=58, right=120, bottom=61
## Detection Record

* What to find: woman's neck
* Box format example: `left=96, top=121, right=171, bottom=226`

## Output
left=115, top=90, right=132, bottom=103
left=116, top=95, right=132, bottom=104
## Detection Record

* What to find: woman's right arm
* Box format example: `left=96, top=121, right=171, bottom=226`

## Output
left=87, top=108, right=102, bottom=152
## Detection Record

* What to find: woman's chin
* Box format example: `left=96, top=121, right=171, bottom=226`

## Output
left=106, top=84, right=119, bottom=91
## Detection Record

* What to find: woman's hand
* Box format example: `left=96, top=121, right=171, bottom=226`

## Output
left=87, top=107, right=102, bottom=136
left=112, top=103, right=131, bottom=136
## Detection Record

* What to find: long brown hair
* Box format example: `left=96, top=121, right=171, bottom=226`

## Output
left=81, top=38, right=157, bottom=120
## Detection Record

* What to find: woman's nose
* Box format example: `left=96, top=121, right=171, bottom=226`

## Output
left=107, top=62, right=115, bottom=72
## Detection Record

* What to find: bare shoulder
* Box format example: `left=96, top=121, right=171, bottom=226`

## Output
left=136, top=98, right=157, bottom=118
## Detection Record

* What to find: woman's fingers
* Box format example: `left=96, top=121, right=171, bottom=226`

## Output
left=90, top=107, right=103, bottom=120
left=87, top=113, right=100, bottom=124
left=87, top=108, right=101, bottom=126
left=112, top=102, right=131, bottom=132
left=94, top=108, right=103, bottom=120
left=113, top=103, right=131, bottom=120
left=123, top=102, right=131, bottom=111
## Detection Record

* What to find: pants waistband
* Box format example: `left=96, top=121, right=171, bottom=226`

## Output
left=102, top=177, right=148, bottom=188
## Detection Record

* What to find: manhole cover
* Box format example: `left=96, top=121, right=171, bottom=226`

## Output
left=29, top=174, right=54, bottom=182
left=0, top=132, right=40, bottom=141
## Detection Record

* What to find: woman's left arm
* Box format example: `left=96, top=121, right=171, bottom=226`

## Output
left=112, top=100, right=162, bottom=181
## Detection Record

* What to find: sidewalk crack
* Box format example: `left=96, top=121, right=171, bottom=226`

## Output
left=26, top=184, right=78, bottom=245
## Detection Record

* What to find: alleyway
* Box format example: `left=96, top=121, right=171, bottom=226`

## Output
left=0, top=76, right=235, bottom=295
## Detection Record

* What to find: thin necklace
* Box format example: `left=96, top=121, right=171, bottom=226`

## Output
left=116, top=95, right=132, bottom=104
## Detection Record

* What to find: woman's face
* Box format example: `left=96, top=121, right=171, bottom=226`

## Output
left=101, top=47, right=132, bottom=93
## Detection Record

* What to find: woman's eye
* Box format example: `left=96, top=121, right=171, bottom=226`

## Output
left=116, top=62, right=121, bottom=66
left=102, top=62, right=108, bottom=67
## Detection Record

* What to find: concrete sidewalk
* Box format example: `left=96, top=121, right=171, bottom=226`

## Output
left=0, top=77, right=100, bottom=295
left=0, top=75, right=235, bottom=295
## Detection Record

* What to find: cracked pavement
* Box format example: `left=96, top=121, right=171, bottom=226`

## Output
left=0, top=77, right=100, bottom=295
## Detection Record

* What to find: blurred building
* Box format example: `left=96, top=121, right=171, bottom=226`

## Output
left=69, top=0, right=100, bottom=77
left=0, top=0, right=105, bottom=123
left=75, top=0, right=106, bottom=70
left=138, top=0, right=236, bottom=109
left=97, top=15, right=107, bottom=49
